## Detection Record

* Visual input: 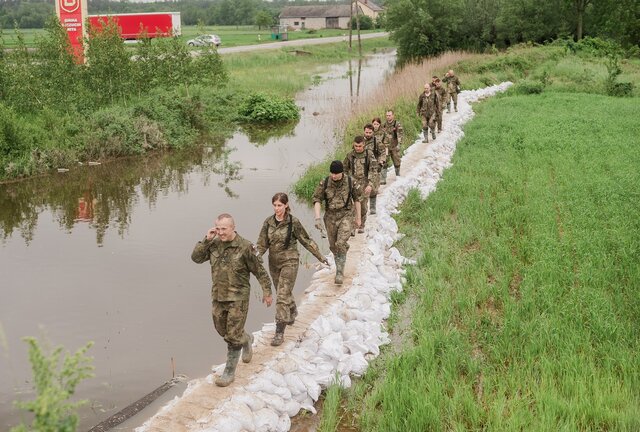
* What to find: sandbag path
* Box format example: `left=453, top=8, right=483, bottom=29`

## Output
left=136, top=82, right=512, bottom=432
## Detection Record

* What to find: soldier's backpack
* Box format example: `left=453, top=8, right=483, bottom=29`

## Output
left=323, top=175, right=353, bottom=210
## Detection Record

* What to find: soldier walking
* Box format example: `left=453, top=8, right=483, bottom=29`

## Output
left=344, top=135, right=379, bottom=231
left=433, top=78, right=447, bottom=132
left=443, top=69, right=461, bottom=112
left=191, top=214, right=273, bottom=387
left=363, top=124, right=385, bottom=215
left=417, top=83, right=440, bottom=143
left=257, top=193, right=328, bottom=346
left=382, top=110, right=404, bottom=177
left=371, top=117, right=388, bottom=185
left=313, top=160, right=362, bottom=285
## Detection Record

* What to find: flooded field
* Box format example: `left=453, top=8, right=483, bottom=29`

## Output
left=0, top=49, right=396, bottom=431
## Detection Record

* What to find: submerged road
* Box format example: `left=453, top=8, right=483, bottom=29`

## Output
left=217, top=31, right=389, bottom=54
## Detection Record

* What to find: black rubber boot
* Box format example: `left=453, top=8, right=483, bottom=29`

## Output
left=271, top=322, right=286, bottom=346
left=395, top=166, right=400, bottom=177
left=215, top=348, right=241, bottom=387
left=422, top=128, right=429, bottom=143
left=380, top=167, right=387, bottom=185
left=241, top=333, right=253, bottom=363
left=431, top=129, right=436, bottom=140
left=369, top=196, right=377, bottom=215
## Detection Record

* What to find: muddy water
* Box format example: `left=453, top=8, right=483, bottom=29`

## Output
left=0, top=49, right=396, bottom=431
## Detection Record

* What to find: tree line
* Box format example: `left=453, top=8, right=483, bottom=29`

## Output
left=384, top=0, right=639, bottom=62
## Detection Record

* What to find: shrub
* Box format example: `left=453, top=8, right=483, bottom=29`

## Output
left=509, top=79, right=544, bottom=95
left=351, top=15, right=374, bottom=30
left=238, top=93, right=299, bottom=122
left=607, top=81, right=634, bottom=97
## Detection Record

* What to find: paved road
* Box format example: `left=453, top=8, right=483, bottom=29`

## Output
left=217, top=31, right=389, bottom=54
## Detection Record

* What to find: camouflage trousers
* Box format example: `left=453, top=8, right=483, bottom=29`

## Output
left=448, top=92, right=458, bottom=110
left=268, top=256, right=299, bottom=324
left=388, top=144, right=401, bottom=169
left=324, top=208, right=353, bottom=255
left=420, top=113, right=436, bottom=133
left=354, top=192, right=369, bottom=228
left=435, top=110, right=443, bottom=131
left=212, top=299, right=250, bottom=349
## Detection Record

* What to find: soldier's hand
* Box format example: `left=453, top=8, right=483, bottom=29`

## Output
left=356, top=217, right=362, bottom=228
left=364, top=185, right=372, bottom=196
left=314, top=218, right=324, bottom=232
left=262, top=295, right=273, bottom=307
left=206, top=227, right=217, bottom=241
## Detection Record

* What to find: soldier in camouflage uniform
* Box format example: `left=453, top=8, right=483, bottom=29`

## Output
left=313, top=160, right=362, bottom=285
left=371, top=117, right=388, bottom=185
left=443, top=69, right=461, bottom=112
left=257, top=193, right=328, bottom=346
left=344, top=135, right=379, bottom=232
left=363, top=123, right=385, bottom=214
left=416, top=83, right=440, bottom=143
left=191, top=214, right=273, bottom=387
left=433, top=78, right=447, bottom=132
left=382, top=110, right=404, bottom=177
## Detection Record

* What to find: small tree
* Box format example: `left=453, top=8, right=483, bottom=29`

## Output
left=254, top=10, right=273, bottom=30
left=11, top=338, right=94, bottom=432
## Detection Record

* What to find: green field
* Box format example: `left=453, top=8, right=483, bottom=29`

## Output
left=0, top=24, right=382, bottom=49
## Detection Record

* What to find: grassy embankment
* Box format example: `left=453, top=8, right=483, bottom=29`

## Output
left=292, top=43, right=640, bottom=201
left=313, top=48, right=640, bottom=431
left=0, top=35, right=393, bottom=181
left=0, top=25, right=381, bottom=48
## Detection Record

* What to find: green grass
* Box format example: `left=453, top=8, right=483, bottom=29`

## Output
left=344, top=92, right=640, bottom=430
left=318, top=383, right=343, bottom=432
left=0, top=24, right=384, bottom=49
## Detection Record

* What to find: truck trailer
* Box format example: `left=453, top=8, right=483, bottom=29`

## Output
left=88, top=12, right=181, bottom=40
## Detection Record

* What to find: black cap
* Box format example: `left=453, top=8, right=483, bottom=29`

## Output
left=329, top=160, right=344, bottom=174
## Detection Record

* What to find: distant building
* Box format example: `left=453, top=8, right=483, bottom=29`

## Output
left=356, top=0, right=384, bottom=20
left=279, top=5, right=357, bottom=30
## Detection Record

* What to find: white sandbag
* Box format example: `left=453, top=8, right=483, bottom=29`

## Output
left=318, top=333, right=345, bottom=360
left=284, top=372, right=307, bottom=396
left=224, top=401, right=255, bottom=432
left=232, top=391, right=265, bottom=411
left=261, top=369, right=287, bottom=388
left=254, top=391, right=287, bottom=415
left=276, top=414, right=291, bottom=432
left=299, top=396, right=317, bottom=414
left=272, top=356, right=298, bottom=375
left=254, top=408, right=280, bottom=432
left=299, top=374, right=321, bottom=400
left=283, top=399, right=301, bottom=417
left=211, top=416, right=242, bottom=432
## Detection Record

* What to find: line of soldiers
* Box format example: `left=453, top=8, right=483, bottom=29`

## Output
left=191, top=70, right=461, bottom=388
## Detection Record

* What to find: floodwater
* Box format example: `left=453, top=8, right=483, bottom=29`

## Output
left=0, top=49, right=396, bottom=431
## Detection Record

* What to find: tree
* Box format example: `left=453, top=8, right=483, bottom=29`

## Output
left=254, top=10, right=273, bottom=29
left=571, top=0, right=591, bottom=40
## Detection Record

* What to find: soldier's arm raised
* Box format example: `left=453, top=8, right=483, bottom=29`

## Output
left=191, top=236, right=213, bottom=264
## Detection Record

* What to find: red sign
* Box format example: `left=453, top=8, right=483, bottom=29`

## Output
left=56, top=0, right=87, bottom=62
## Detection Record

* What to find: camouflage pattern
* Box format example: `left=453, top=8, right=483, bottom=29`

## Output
left=417, top=91, right=440, bottom=133
left=382, top=119, right=404, bottom=169
left=434, top=85, right=447, bottom=131
left=312, top=174, right=362, bottom=255
left=343, top=148, right=379, bottom=228
left=191, top=233, right=272, bottom=348
left=257, top=214, right=324, bottom=324
left=372, top=126, right=388, bottom=179
left=443, top=74, right=461, bottom=109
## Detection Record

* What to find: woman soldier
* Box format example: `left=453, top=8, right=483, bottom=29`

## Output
left=257, top=193, right=328, bottom=346
left=371, top=117, right=389, bottom=185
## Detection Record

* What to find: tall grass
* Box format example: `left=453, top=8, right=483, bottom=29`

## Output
left=346, top=92, right=640, bottom=431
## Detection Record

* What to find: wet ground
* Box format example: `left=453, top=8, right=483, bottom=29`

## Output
left=0, top=49, right=396, bottom=431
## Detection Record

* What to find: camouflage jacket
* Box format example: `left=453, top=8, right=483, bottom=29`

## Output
left=312, top=174, right=362, bottom=212
left=382, top=119, right=403, bottom=148
left=257, top=214, right=325, bottom=263
left=417, top=91, right=440, bottom=117
left=343, top=149, right=379, bottom=191
left=191, top=233, right=272, bottom=301
left=434, top=85, right=447, bottom=104
left=364, top=135, right=386, bottom=163
left=373, top=127, right=386, bottom=148
left=443, top=74, right=461, bottom=93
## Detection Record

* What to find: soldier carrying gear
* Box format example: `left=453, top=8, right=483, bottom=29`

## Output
left=312, top=160, right=362, bottom=285
left=443, top=69, right=461, bottom=113
left=371, top=117, right=389, bottom=185
left=382, top=110, right=404, bottom=177
left=257, top=193, right=328, bottom=347
left=344, top=134, right=379, bottom=231
left=417, top=83, right=440, bottom=143
left=363, top=123, right=385, bottom=215
left=191, top=213, right=273, bottom=387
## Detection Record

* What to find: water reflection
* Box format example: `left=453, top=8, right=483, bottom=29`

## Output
left=240, top=121, right=298, bottom=147
left=0, top=146, right=241, bottom=246
left=349, top=57, right=363, bottom=103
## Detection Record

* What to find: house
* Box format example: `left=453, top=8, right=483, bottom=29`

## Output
left=279, top=5, right=356, bottom=30
left=356, top=0, right=384, bottom=20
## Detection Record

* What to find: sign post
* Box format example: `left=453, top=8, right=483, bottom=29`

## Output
left=55, top=0, right=87, bottom=62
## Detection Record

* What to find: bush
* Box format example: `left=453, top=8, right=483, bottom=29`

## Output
left=351, top=15, right=374, bottom=30
left=238, top=93, right=299, bottom=122
left=607, top=81, right=634, bottom=97
left=509, top=79, right=545, bottom=95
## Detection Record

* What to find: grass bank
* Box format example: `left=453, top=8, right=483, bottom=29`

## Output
left=292, top=42, right=640, bottom=202
left=318, top=89, right=640, bottom=429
